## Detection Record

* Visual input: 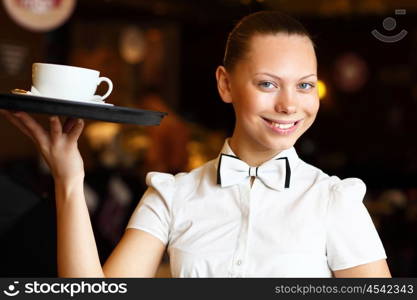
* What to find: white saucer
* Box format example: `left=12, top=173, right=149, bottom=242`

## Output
left=11, top=89, right=114, bottom=106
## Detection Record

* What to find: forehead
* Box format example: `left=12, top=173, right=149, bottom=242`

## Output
left=240, top=33, right=317, bottom=77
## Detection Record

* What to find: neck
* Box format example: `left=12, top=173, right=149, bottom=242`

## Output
left=229, top=132, right=281, bottom=167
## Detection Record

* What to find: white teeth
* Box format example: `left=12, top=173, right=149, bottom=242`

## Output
left=272, top=122, right=295, bottom=129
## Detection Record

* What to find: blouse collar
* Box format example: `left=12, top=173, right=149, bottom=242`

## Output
left=216, top=138, right=299, bottom=167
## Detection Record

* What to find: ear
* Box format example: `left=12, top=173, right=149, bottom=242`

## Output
left=215, top=65, right=233, bottom=103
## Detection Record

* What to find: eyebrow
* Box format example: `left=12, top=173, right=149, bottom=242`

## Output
left=255, top=72, right=317, bottom=80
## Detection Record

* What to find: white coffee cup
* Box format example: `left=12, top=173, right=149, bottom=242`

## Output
left=31, top=63, right=113, bottom=102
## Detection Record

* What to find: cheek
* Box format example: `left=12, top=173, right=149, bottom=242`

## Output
left=234, top=89, right=268, bottom=117
left=302, top=94, right=320, bottom=116
left=234, top=101, right=257, bottom=120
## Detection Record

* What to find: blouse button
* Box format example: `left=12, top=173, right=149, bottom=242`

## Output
left=236, top=259, right=242, bottom=266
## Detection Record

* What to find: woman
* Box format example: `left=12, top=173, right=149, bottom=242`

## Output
left=0, top=11, right=390, bottom=277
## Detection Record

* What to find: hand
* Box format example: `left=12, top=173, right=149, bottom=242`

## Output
left=0, top=110, right=85, bottom=184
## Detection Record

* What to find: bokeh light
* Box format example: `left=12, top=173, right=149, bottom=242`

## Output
left=317, top=79, right=327, bottom=99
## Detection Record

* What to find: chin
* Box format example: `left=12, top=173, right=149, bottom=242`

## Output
left=273, top=140, right=296, bottom=152
left=260, top=136, right=297, bottom=153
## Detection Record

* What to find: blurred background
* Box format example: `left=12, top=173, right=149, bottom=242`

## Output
left=0, top=0, right=416, bottom=277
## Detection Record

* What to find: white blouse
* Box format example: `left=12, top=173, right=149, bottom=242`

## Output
left=126, top=140, right=387, bottom=277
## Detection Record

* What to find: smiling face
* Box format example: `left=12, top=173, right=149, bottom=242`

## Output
left=216, top=33, right=319, bottom=165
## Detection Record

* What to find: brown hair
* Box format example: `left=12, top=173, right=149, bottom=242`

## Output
left=223, top=10, right=313, bottom=71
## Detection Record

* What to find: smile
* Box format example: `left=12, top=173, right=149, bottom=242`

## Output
left=262, top=117, right=301, bottom=134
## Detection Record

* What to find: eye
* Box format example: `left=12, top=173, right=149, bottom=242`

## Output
left=298, top=82, right=315, bottom=90
left=258, top=81, right=276, bottom=89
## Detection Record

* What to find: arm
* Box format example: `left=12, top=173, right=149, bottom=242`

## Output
left=333, top=259, right=391, bottom=278
left=0, top=110, right=165, bottom=277
left=103, top=228, right=165, bottom=277
left=57, top=181, right=165, bottom=277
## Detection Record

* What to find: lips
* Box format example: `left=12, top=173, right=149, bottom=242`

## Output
left=262, top=117, right=301, bottom=134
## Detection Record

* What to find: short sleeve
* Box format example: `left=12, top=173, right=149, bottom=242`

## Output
left=326, top=178, right=387, bottom=271
left=126, top=172, right=175, bottom=245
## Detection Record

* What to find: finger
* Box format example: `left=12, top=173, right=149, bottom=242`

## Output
left=0, top=110, right=34, bottom=141
left=50, top=116, right=63, bottom=143
left=67, top=119, right=85, bottom=142
left=0, top=109, right=20, bottom=118
left=14, top=112, right=49, bottom=146
left=0, top=109, right=19, bottom=114
left=0, top=109, right=13, bottom=114
left=62, top=117, right=78, bottom=134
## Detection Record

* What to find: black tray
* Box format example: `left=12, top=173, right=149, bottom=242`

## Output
left=0, top=93, right=167, bottom=126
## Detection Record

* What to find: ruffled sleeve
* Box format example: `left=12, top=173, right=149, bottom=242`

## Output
left=326, top=178, right=387, bottom=271
left=126, top=172, right=176, bottom=245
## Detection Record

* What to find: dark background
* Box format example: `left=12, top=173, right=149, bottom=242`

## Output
left=0, top=0, right=416, bottom=277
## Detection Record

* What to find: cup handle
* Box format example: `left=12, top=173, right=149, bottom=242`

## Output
left=96, top=77, right=113, bottom=101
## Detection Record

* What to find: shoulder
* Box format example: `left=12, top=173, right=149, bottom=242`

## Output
left=301, top=165, right=368, bottom=220
left=295, top=157, right=366, bottom=199
left=145, top=158, right=217, bottom=199
left=328, top=176, right=367, bottom=203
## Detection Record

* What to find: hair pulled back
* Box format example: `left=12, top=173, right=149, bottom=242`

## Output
left=223, top=11, right=312, bottom=71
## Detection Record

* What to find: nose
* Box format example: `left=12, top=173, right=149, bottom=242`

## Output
left=274, top=88, right=297, bottom=114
